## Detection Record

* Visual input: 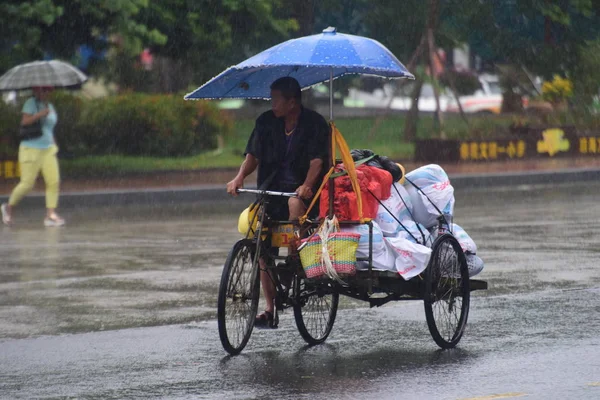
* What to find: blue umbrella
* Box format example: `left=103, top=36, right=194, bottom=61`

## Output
left=184, top=27, right=413, bottom=118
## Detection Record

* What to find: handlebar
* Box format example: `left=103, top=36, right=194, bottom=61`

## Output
left=236, top=188, right=298, bottom=198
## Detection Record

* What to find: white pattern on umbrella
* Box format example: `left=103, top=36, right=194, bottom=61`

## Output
left=0, top=60, right=88, bottom=91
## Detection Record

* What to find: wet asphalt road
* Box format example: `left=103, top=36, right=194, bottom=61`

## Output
left=1, top=182, right=599, bottom=399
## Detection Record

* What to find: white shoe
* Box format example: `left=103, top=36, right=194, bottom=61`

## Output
left=44, top=214, right=65, bottom=227
left=1, top=203, right=11, bottom=225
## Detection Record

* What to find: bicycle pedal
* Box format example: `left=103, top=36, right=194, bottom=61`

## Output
left=270, top=316, right=279, bottom=329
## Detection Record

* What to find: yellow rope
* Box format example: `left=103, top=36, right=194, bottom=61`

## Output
left=300, top=123, right=365, bottom=224
left=331, top=123, right=364, bottom=222
left=299, top=166, right=334, bottom=225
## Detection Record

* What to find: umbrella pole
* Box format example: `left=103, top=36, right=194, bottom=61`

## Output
left=329, top=68, right=334, bottom=122
left=328, top=67, right=335, bottom=218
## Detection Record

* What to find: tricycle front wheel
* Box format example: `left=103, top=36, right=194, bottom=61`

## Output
left=424, top=233, right=470, bottom=349
left=217, top=239, right=260, bottom=355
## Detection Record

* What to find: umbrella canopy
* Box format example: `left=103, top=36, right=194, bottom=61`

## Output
left=0, top=60, right=88, bottom=91
left=185, top=27, right=413, bottom=100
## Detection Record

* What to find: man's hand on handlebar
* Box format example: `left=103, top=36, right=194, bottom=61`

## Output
left=296, top=184, right=313, bottom=200
left=226, top=177, right=244, bottom=196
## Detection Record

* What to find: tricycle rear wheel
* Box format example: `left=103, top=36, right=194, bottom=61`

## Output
left=424, top=233, right=470, bottom=349
left=293, top=278, right=339, bottom=345
left=217, top=239, right=260, bottom=355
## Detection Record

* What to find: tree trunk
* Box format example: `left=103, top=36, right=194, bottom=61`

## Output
left=426, top=0, right=444, bottom=138
left=368, top=35, right=427, bottom=140
left=434, top=51, right=469, bottom=126
left=404, top=79, right=424, bottom=142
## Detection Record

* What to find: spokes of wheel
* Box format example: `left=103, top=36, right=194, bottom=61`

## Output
left=218, top=240, right=260, bottom=355
left=294, top=280, right=339, bottom=345
left=301, top=292, right=332, bottom=336
left=224, top=252, right=253, bottom=344
left=424, top=234, right=470, bottom=349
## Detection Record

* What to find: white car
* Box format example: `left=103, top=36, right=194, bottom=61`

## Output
left=345, top=74, right=504, bottom=114
left=446, top=74, right=503, bottom=114
left=345, top=82, right=451, bottom=112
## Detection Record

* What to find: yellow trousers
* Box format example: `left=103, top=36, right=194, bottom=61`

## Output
left=9, top=145, right=60, bottom=209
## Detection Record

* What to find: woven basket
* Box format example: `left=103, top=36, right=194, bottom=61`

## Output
left=299, top=232, right=360, bottom=279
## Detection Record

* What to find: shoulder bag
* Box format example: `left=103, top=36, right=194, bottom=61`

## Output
left=19, top=100, right=44, bottom=140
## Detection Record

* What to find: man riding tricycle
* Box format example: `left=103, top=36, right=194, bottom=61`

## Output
left=185, top=27, right=487, bottom=356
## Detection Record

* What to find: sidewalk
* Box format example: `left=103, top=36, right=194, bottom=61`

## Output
left=1, top=157, right=600, bottom=208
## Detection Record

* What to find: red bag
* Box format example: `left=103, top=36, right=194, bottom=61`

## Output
left=319, top=165, right=392, bottom=221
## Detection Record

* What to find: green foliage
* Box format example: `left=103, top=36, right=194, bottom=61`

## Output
left=314, top=0, right=370, bottom=36
left=0, top=0, right=166, bottom=74
left=76, top=94, right=231, bottom=157
left=49, top=91, right=85, bottom=155
left=0, top=93, right=232, bottom=159
left=571, top=39, right=600, bottom=110
left=0, top=1, right=63, bottom=72
left=39, top=0, right=166, bottom=58
left=452, top=0, right=600, bottom=79
left=496, top=65, right=538, bottom=113
left=138, top=0, right=298, bottom=91
left=362, top=0, right=429, bottom=63
left=0, top=101, right=21, bottom=158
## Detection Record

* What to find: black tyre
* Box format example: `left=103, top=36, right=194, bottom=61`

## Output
left=217, top=239, right=260, bottom=355
left=424, top=233, right=470, bottom=349
left=293, top=278, right=339, bottom=345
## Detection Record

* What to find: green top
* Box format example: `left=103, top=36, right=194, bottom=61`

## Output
left=21, top=97, right=57, bottom=149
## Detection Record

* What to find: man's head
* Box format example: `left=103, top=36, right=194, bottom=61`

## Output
left=270, top=77, right=301, bottom=118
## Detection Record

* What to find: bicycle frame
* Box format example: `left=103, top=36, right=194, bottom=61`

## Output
left=237, top=189, right=306, bottom=311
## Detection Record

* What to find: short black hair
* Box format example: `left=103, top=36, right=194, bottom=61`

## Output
left=270, top=77, right=302, bottom=102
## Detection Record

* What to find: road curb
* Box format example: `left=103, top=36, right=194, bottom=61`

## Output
left=1, top=167, right=599, bottom=209
left=449, top=167, right=600, bottom=189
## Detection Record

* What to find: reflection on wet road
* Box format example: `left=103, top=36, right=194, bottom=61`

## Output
left=0, top=205, right=235, bottom=338
left=1, top=183, right=599, bottom=399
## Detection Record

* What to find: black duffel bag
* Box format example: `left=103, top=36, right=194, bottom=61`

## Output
left=350, top=149, right=403, bottom=182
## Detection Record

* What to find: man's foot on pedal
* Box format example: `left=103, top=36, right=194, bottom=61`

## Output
left=254, top=310, right=278, bottom=329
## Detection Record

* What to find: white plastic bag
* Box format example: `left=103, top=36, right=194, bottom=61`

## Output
left=375, top=183, right=414, bottom=237
left=342, top=221, right=396, bottom=271
left=341, top=221, right=384, bottom=253
left=428, top=223, right=477, bottom=254
left=385, top=236, right=432, bottom=280
left=405, top=164, right=455, bottom=228
left=428, top=224, right=483, bottom=277
left=452, top=223, right=478, bottom=254
left=395, top=219, right=432, bottom=246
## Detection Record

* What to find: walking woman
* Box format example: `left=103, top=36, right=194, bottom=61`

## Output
left=1, top=86, right=65, bottom=226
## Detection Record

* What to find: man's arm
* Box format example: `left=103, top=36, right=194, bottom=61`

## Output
left=296, top=158, right=323, bottom=199
left=227, top=153, right=259, bottom=196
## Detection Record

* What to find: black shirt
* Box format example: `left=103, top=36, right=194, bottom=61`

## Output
left=245, top=107, right=330, bottom=190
